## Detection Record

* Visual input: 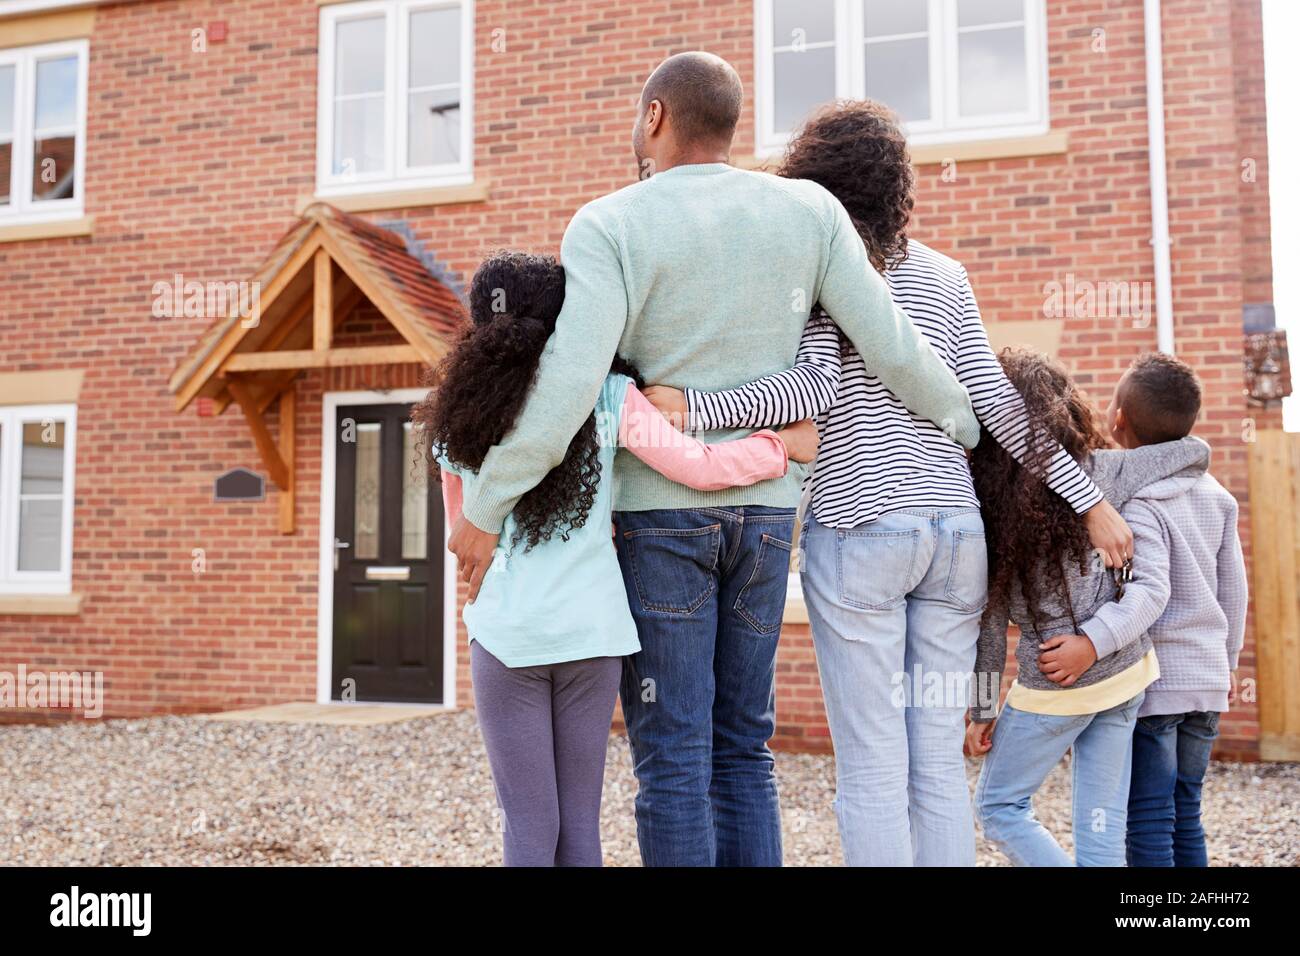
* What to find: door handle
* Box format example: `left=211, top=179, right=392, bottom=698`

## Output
left=334, top=538, right=350, bottom=571
left=365, top=566, right=411, bottom=581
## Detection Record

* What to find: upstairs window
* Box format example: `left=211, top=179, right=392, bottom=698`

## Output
left=317, top=0, right=474, bottom=196
left=755, top=0, right=1048, bottom=154
left=0, top=40, right=88, bottom=224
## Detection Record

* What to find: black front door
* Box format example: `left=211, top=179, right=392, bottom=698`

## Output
left=332, top=403, right=444, bottom=703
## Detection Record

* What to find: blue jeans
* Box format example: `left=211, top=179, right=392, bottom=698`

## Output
left=974, top=693, right=1143, bottom=866
left=1126, top=710, right=1219, bottom=867
left=801, top=509, right=987, bottom=866
left=614, top=506, right=795, bottom=867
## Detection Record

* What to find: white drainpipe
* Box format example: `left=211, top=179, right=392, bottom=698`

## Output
left=1144, top=0, right=1176, bottom=354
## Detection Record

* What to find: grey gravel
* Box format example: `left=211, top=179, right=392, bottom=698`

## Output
left=1, top=711, right=1295, bottom=866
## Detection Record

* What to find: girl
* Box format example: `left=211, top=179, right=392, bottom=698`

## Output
left=964, top=348, right=1208, bottom=866
left=412, top=250, right=817, bottom=867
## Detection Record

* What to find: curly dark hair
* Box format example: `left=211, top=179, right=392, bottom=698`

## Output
left=777, top=99, right=914, bottom=273
left=411, top=250, right=640, bottom=552
left=970, top=348, right=1112, bottom=635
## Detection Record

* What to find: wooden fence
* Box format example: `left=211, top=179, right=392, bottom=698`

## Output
left=1247, top=430, right=1300, bottom=761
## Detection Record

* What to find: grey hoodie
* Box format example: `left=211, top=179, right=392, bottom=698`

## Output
left=1109, top=449, right=1246, bottom=718
left=972, top=436, right=1213, bottom=722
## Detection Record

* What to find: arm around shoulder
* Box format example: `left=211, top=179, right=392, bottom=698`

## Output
left=460, top=205, right=630, bottom=532
left=814, top=200, right=978, bottom=447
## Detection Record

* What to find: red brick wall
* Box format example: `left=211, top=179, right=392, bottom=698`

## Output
left=0, top=0, right=1275, bottom=757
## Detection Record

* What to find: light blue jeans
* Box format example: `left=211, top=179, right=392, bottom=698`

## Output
left=801, top=509, right=987, bottom=867
left=974, top=693, right=1144, bottom=867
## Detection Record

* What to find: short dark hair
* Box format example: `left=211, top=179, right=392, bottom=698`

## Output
left=1120, top=352, right=1202, bottom=443
left=640, top=52, right=742, bottom=146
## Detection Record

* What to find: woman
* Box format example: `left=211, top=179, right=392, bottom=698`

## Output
left=645, top=100, right=1132, bottom=866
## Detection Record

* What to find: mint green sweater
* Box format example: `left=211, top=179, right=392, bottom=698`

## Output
left=462, top=163, right=979, bottom=533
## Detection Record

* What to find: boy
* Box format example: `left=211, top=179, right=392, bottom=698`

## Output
left=1104, top=353, right=1247, bottom=866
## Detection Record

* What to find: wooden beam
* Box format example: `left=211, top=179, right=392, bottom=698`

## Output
left=171, top=233, right=324, bottom=411
left=278, top=384, right=296, bottom=534
left=314, top=248, right=333, bottom=351
left=315, top=229, right=444, bottom=366
left=227, top=379, right=289, bottom=490
left=222, top=344, right=423, bottom=372
left=211, top=280, right=365, bottom=416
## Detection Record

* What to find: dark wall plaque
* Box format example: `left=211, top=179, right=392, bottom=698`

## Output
left=214, top=468, right=266, bottom=502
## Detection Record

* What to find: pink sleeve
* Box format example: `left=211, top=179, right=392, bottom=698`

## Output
left=618, top=384, right=789, bottom=491
left=441, top=471, right=464, bottom=525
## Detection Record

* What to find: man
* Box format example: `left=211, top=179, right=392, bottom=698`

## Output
left=449, top=52, right=979, bottom=867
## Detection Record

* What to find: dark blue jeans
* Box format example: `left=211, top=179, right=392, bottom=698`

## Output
left=614, top=506, right=795, bottom=867
left=1126, top=710, right=1219, bottom=867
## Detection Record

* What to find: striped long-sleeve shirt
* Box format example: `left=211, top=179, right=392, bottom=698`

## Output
left=685, top=240, right=1104, bottom=528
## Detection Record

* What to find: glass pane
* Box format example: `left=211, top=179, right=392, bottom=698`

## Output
left=773, top=0, right=835, bottom=47
left=958, top=26, right=1028, bottom=116
left=335, top=15, right=386, bottom=96
left=958, top=0, right=1026, bottom=28
left=0, top=144, right=10, bottom=206
left=864, top=0, right=927, bottom=37
left=18, top=421, right=66, bottom=573
left=402, top=423, right=427, bottom=560
left=34, top=56, right=77, bottom=129
left=773, top=46, right=836, bottom=135
left=407, top=87, right=460, bottom=166
left=333, top=95, right=385, bottom=175
left=409, top=6, right=460, bottom=89
left=22, top=421, right=64, bottom=494
left=865, top=38, right=931, bottom=123
left=0, top=65, right=13, bottom=136
left=19, top=499, right=62, bottom=572
left=0, top=66, right=10, bottom=206
left=32, top=134, right=76, bottom=201
left=354, top=423, right=381, bottom=560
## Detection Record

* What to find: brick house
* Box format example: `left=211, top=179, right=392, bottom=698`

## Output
left=0, top=0, right=1284, bottom=758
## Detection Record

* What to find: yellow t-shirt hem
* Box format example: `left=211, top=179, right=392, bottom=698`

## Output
left=1005, top=649, right=1160, bottom=717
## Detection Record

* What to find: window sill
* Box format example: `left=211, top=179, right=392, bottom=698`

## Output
left=298, top=179, right=490, bottom=215
left=908, top=130, right=1069, bottom=165
left=783, top=593, right=809, bottom=625
left=737, top=131, right=1070, bottom=172
left=0, top=215, right=93, bottom=244
left=0, top=593, right=83, bottom=616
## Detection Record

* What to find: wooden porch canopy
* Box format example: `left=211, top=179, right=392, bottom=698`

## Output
left=167, top=202, right=466, bottom=533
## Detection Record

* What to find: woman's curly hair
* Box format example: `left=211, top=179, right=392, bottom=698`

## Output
left=411, top=250, right=640, bottom=552
left=970, top=348, right=1112, bottom=635
left=777, top=99, right=914, bottom=273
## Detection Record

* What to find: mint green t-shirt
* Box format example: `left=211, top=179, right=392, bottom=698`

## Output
left=439, top=373, right=640, bottom=668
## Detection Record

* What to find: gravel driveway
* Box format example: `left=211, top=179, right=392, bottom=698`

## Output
left=2, top=711, right=1296, bottom=866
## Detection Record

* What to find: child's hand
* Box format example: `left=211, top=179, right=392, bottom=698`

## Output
left=642, top=386, right=688, bottom=430
left=1228, top=668, right=1239, bottom=704
left=965, top=718, right=995, bottom=756
left=1038, top=634, right=1098, bottom=686
left=777, top=419, right=819, bottom=463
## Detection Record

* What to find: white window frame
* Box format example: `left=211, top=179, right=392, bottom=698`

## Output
left=754, top=0, right=1048, bottom=156
left=316, top=0, right=474, bottom=197
left=0, top=39, right=89, bottom=226
left=0, top=403, right=77, bottom=596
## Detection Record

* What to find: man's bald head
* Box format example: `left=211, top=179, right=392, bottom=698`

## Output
left=640, top=52, right=743, bottom=147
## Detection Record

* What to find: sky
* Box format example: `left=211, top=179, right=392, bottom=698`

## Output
left=1262, top=0, right=1299, bottom=429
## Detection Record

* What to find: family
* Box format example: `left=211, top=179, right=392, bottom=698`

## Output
left=415, top=52, right=1247, bottom=868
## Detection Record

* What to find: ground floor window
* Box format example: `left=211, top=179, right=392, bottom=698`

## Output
left=0, top=403, right=76, bottom=594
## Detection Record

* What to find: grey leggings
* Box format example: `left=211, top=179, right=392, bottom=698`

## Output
left=471, top=641, right=622, bottom=866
